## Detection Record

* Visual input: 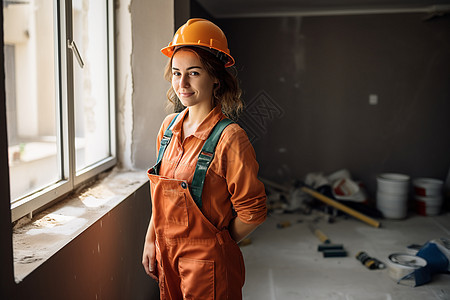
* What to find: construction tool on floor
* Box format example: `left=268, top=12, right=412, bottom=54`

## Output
left=308, top=223, right=347, bottom=258
left=260, top=178, right=381, bottom=228
left=355, top=251, right=385, bottom=270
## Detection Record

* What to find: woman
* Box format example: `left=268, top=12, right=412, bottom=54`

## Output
left=142, top=18, right=267, bottom=299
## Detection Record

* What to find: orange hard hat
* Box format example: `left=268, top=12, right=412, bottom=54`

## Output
left=161, top=18, right=235, bottom=67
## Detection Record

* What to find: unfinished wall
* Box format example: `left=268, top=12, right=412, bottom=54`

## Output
left=117, top=0, right=173, bottom=170
left=218, top=14, right=450, bottom=199
left=130, top=0, right=174, bottom=169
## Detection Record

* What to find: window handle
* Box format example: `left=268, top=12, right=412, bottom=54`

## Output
left=67, top=39, right=85, bottom=68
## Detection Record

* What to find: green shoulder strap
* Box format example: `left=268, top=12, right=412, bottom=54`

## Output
left=190, top=118, right=234, bottom=208
left=152, top=115, right=234, bottom=208
left=152, top=113, right=179, bottom=175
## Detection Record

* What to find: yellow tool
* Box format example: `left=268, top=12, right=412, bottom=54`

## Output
left=260, top=178, right=381, bottom=228
left=309, top=224, right=331, bottom=244
left=300, top=186, right=381, bottom=228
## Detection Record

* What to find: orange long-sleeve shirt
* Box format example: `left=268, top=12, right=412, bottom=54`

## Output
left=156, top=105, right=267, bottom=230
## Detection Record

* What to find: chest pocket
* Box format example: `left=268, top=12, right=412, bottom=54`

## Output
left=160, top=180, right=190, bottom=238
left=162, top=186, right=188, bottom=226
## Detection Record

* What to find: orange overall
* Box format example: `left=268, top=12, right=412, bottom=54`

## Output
left=147, top=106, right=266, bottom=299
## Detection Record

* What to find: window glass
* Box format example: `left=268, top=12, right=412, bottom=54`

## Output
left=4, top=0, right=115, bottom=222
left=4, top=0, right=60, bottom=201
left=72, top=0, right=110, bottom=171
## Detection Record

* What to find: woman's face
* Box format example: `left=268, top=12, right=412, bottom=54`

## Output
left=171, top=49, right=218, bottom=109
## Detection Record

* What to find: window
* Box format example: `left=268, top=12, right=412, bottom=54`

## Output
left=4, top=0, right=116, bottom=222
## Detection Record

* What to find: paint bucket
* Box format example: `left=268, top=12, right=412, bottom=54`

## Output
left=377, top=173, right=410, bottom=195
left=376, top=191, right=408, bottom=219
left=376, top=173, right=410, bottom=219
left=412, top=178, right=443, bottom=216
left=415, top=195, right=443, bottom=216
left=413, top=178, right=443, bottom=196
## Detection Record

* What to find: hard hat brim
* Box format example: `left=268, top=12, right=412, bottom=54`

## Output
left=161, top=44, right=235, bottom=68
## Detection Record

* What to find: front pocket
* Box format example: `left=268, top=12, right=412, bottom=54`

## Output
left=163, top=188, right=189, bottom=226
left=179, top=257, right=215, bottom=300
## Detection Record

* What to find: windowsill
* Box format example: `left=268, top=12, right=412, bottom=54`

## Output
left=12, top=168, right=148, bottom=283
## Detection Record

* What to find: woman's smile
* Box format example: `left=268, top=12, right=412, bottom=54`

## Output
left=179, top=91, right=194, bottom=98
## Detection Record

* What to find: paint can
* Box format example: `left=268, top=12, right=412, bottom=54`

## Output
left=376, top=173, right=410, bottom=219
left=415, top=195, right=443, bottom=216
left=413, top=178, right=443, bottom=196
left=413, top=178, right=444, bottom=216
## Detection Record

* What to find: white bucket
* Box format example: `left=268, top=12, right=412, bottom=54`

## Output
left=377, top=191, right=408, bottom=219
left=413, top=178, right=443, bottom=197
left=376, top=173, right=410, bottom=219
left=415, top=195, right=443, bottom=216
left=377, top=173, right=410, bottom=195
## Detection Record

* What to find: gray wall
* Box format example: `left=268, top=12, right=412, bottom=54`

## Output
left=218, top=14, right=450, bottom=199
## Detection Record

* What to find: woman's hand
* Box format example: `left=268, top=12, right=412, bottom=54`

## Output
left=142, top=239, right=158, bottom=281
left=142, top=217, right=158, bottom=281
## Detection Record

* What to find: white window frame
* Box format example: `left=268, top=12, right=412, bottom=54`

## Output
left=10, top=0, right=116, bottom=222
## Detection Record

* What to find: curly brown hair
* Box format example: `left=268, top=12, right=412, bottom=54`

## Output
left=164, top=46, right=243, bottom=120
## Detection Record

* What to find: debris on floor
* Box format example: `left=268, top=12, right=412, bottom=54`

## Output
left=261, top=169, right=381, bottom=228
left=262, top=169, right=381, bottom=219
left=258, top=169, right=450, bottom=288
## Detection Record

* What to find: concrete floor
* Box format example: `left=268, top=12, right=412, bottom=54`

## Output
left=241, top=211, right=450, bottom=300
